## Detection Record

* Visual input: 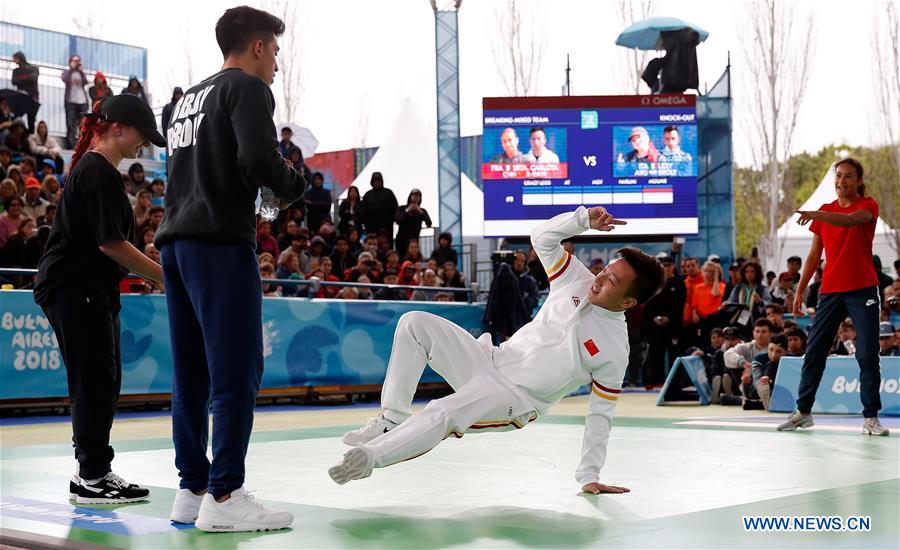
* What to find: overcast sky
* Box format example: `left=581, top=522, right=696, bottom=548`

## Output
left=2, top=0, right=892, bottom=166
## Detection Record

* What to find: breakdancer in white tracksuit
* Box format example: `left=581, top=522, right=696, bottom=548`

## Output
left=329, top=205, right=665, bottom=494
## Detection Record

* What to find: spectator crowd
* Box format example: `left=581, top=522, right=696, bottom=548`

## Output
left=3, top=48, right=899, bottom=402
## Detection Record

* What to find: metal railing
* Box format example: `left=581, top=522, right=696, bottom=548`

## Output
left=0, top=268, right=481, bottom=303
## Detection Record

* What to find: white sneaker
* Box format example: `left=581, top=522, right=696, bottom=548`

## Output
left=863, top=417, right=890, bottom=436
left=777, top=410, right=814, bottom=431
left=194, top=487, right=293, bottom=533
left=170, top=488, right=205, bottom=524
left=756, top=382, right=771, bottom=411
left=329, top=447, right=375, bottom=485
left=341, top=412, right=399, bottom=446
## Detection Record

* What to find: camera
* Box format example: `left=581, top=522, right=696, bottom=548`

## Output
left=887, top=296, right=900, bottom=312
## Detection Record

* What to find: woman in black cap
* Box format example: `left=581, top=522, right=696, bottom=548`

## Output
left=34, top=94, right=167, bottom=504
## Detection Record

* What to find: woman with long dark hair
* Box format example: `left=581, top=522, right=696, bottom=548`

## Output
left=338, top=185, right=364, bottom=236
left=33, top=95, right=166, bottom=504
left=394, top=188, right=432, bottom=258
left=722, top=261, right=770, bottom=330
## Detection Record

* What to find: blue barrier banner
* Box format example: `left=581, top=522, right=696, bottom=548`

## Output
left=783, top=313, right=900, bottom=331
left=0, top=290, right=486, bottom=400
left=657, top=356, right=713, bottom=406
left=771, top=356, right=900, bottom=415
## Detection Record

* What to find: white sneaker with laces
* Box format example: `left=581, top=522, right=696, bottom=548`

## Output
left=170, top=488, right=205, bottom=524
left=341, top=412, right=399, bottom=446
left=756, top=382, right=771, bottom=411
left=862, top=417, right=890, bottom=436
left=776, top=410, right=814, bottom=431
left=329, top=446, right=375, bottom=485
left=195, top=487, right=293, bottom=533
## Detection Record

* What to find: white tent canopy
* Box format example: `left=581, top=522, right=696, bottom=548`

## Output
left=340, top=98, right=488, bottom=250
left=765, top=163, right=898, bottom=271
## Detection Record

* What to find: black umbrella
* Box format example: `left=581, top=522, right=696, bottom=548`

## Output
left=0, top=89, right=40, bottom=119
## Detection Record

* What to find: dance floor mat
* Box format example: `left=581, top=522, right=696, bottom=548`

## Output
left=1, top=406, right=898, bottom=548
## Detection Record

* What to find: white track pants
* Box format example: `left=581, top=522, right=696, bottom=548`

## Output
left=367, top=311, right=535, bottom=468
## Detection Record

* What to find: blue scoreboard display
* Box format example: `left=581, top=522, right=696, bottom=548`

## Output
left=481, top=95, right=699, bottom=237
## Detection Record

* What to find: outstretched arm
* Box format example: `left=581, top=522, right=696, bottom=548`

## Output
left=530, top=206, right=626, bottom=287
left=796, top=209, right=873, bottom=228
left=576, top=377, right=629, bottom=494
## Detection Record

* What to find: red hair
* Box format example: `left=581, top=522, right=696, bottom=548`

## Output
left=68, top=100, right=113, bottom=176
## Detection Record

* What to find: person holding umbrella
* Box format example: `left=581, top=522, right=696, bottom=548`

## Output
left=33, top=94, right=167, bottom=503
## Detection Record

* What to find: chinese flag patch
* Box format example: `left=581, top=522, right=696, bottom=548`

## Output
left=583, top=339, right=599, bottom=357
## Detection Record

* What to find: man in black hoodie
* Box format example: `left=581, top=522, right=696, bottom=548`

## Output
left=155, top=6, right=305, bottom=533
left=161, top=87, right=184, bottom=135
left=303, top=171, right=332, bottom=234
left=11, top=52, right=39, bottom=133
left=361, top=171, right=398, bottom=247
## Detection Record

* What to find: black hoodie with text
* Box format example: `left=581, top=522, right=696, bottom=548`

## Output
left=156, top=68, right=305, bottom=248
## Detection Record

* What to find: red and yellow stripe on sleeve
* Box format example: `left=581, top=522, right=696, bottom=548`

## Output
left=547, top=251, right=572, bottom=283
left=591, top=380, right=621, bottom=401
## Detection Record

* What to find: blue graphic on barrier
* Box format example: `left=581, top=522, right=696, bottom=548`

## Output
left=0, top=291, right=486, bottom=400
left=771, top=356, right=900, bottom=415
left=0, top=496, right=188, bottom=535
left=656, top=356, right=713, bottom=406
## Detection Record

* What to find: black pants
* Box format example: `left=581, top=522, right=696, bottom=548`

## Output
left=644, top=323, right=678, bottom=386
left=40, top=284, right=121, bottom=480
left=64, top=102, right=87, bottom=149
left=162, top=241, right=264, bottom=498
left=797, top=286, right=882, bottom=417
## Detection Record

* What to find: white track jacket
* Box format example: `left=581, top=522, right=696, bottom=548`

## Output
left=493, top=206, right=629, bottom=487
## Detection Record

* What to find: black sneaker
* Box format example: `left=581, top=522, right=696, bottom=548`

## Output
left=75, top=473, right=151, bottom=504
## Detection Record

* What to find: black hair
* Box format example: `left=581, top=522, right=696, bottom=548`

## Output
left=741, top=262, right=763, bottom=286
left=312, top=172, right=324, bottom=182
left=215, top=5, right=285, bottom=57
left=786, top=328, right=808, bottom=341
left=663, top=125, right=679, bottom=134
left=710, top=328, right=724, bottom=337
left=4, top=197, right=23, bottom=210
left=753, top=318, right=775, bottom=332
left=529, top=127, right=545, bottom=136
left=438, top=231, right=452, bottom=244
left=616, top=247, right=666, bottom=306
left=770, top=334, right=788, bottom=349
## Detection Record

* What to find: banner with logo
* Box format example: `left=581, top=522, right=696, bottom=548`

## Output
left=771, top=356, right=900, bottom=415
left=0, top=290, right=487, bottom=401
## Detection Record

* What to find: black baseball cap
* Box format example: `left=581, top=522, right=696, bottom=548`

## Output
left=91, top=95, right=166, bottom=147
left=723, top=327, right=742, bottom=339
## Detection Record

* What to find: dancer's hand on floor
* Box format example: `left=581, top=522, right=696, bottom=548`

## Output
left=582, top=482, right=630, bottom=494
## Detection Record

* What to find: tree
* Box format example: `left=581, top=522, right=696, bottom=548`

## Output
left=738, top=0, right=815, bottom=270
left=871, top=3, right=900, bottom=253
left=71, top=14, right=105, bottom=74
left=490, top=0, right=547, bottom=96
left=262, top=0, right=307, bottom=122
left=734, top=144, right=900, bottom=262
left=614, top=0, right=656, bottom=94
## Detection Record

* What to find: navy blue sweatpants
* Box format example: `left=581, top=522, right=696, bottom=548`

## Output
left=796, top=285, right=882, bottom=418
left=161, top=240, right=264, bottom=498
